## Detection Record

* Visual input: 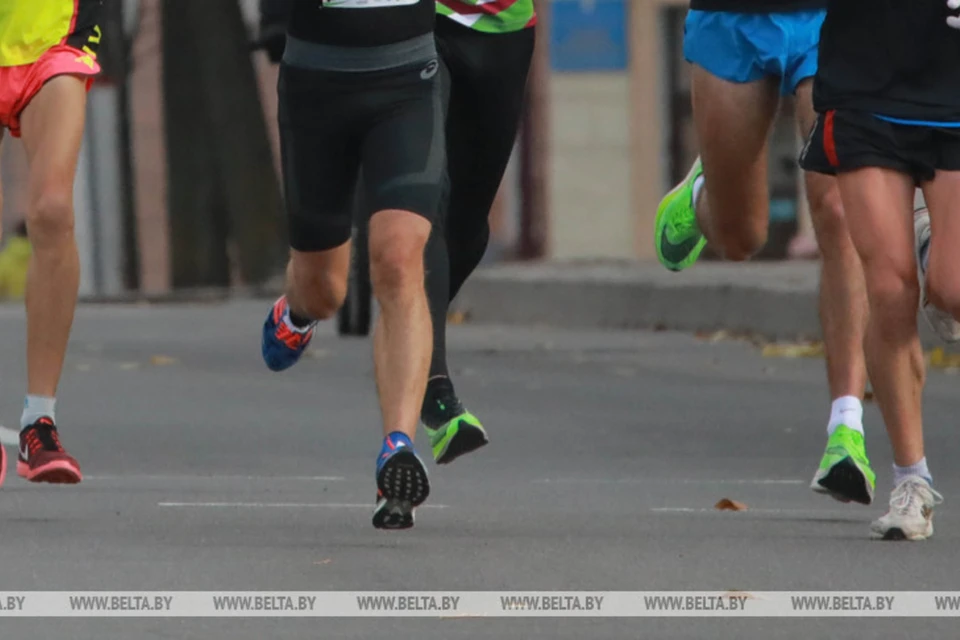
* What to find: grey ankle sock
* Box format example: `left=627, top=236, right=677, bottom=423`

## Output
left=893, top=458, right=932, bottom=487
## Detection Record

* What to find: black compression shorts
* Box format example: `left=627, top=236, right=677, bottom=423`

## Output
left=278, top=54, right=445, bottom=252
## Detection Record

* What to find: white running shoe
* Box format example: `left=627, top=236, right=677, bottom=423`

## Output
left=914, top=208, right=960, bottom=342
left=870, top=475, right=943, bottom=541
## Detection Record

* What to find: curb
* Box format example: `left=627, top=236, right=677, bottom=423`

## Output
left=454, top=261, right=947, bottom=348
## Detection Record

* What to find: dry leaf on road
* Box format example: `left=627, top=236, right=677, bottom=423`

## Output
left=761, top=342, right=824, bottom=359
left=715, top=498, right=748, bottom=512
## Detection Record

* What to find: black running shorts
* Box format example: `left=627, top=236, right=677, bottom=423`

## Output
left=801, top=109, right=960, bottom=185
left=278, top=58, right=446, bottom=252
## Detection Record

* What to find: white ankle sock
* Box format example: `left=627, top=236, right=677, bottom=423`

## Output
left=893, top=458, right=932, bottom=487
left=692, top=175, right=705, bottom=209
left=282, top=308, right=314, bottom=333
left=827, top=396, right=863, bottom=436
left=21, top=395, right=56, bottom=430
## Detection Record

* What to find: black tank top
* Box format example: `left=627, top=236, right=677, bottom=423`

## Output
left=814, top=0, right=960, bottom=120
left=287, top=0, right=435, bottom=48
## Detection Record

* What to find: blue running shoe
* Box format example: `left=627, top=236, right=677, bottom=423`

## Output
left=261, top=296, right=316, bottom=372
left=373, top=431, right=430, bottom=530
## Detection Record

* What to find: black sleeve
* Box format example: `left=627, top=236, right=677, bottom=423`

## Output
left=258, top=0, right=295, bottom=63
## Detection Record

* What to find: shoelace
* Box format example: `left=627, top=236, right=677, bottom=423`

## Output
left=669, top=214, right=699, bottom=240
left=25, top=421, right=63, bottom=454
left=890, top=477, right=944, bottom=517
left=829, top=429, right=870, bottom=465
left=276, top=322, right=311, bottom=348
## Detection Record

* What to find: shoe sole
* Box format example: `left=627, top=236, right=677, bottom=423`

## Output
left=17, top=459, right=83, bottom=484
left=435, top=422, right=488, bottom=466
left=373, top=450, right=430, bottom=531
left=372, top=497, right=414, bottom=530
left=811, top=457, right=873, bottom=505
left=871, top=522, right=933, bottom=541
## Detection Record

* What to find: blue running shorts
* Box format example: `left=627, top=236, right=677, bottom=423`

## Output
left=684, top=9, right=826, bottom=97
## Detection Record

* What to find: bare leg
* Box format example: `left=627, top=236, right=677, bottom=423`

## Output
left=285, top=243, right=351, bottom=322
left=920, top=171, right=960, bottom=321
left=19, top=76, right=88, bottom=398
left=690, top=66, right=780, bottom=260
left=836, top=169, right=922, bottom=467
left=794, top=80, right=869, bottom=404
left=369, top=209, right=432, bottom=440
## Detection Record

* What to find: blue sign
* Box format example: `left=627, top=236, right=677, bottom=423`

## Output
left=550, top=0, right=628, bottom=72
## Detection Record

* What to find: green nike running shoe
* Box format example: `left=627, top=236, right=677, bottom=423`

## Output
left=422, top=379, right=489, bottom=465
left=810, top=425, right=876, bottom=505
left=424, top=411, right=488, bottom=465
left=655, top=158, right=707, bottom=272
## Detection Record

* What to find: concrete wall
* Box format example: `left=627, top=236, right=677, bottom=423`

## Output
left=549, top=73, right=633, bottom=260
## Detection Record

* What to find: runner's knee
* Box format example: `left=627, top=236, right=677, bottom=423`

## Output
left=27, top=191, right=74, bottom=246
left=808, top=187, right=852, bottom=257
left=864, top=261, right=919, bottom=331
left=710, top=217, right=766, bottom=261
left=370, top=224, right=429, bottom=301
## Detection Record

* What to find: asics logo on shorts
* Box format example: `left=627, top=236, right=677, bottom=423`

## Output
left=421, top=59, right=439, bottom=80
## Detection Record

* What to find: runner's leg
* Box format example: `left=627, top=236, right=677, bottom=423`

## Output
left=370, top=209, right=433, bottom=440
left=655, top=68, right=781, bottom=272
left=14, top=74, right=87, bottom=484
left=285, top=247, right=351, bottom=320
left=360, top=55, right=445, bottom=529
left=801, top=107, right=944, bottom=538
left=419, top=22, right=533, bottom=463
left=369, top=208, right=434, bottom=529
left=19, top=76, right=86, bottom=400
left=795, top=81, right=869, bottom=406
left=840, top=166, right=944, bottom=540
left=795, top=81, right=874, bottom=504
left=261, top=63, right=359, bottom=373
left=836, top=168, right=922, bottom=469
left=424, top=23, right=533, bottom=376
left=920, top=171, right=960, bottom=321
left=693, top=68, right=780, bottom=259
left=360, top=57, right=444, bottom=443
left=438, top=21, right=534, bottom=301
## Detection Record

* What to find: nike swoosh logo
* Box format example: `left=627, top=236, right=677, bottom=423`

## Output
left=659, top=230, right=701, bottom=265
left=19, top=443, right=29, bottom=461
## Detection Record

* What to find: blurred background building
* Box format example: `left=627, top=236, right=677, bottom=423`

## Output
left=0, top=0, right=818, bottom=299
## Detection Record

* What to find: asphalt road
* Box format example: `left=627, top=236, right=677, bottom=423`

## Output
left=0, top=301, right=958, bottom=639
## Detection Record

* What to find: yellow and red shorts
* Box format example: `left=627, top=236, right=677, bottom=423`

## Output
left=0, top=44, right=99, bottom=137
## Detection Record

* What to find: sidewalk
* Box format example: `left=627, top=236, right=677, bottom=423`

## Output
left=454, top=260, right=947, bottom=348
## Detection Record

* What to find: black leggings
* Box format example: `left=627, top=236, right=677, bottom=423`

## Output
left=426, top=18, right=535, bottom=380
